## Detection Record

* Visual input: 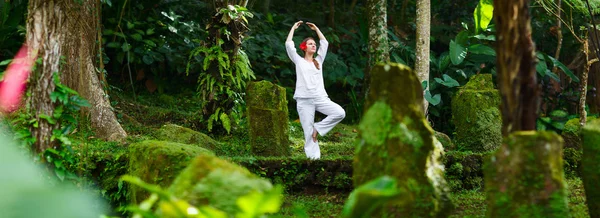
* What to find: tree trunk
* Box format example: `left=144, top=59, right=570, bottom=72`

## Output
left=26, top=0, right=65, bottom=153
left=365, top=0, right=390, bottom=101
left=328, top=0, right=335, bottom=28
left=62, top=0, right=127, bottom=141
left=415, top=0, right=430, bottom=114
left=494, top=0, right=539, bottom=136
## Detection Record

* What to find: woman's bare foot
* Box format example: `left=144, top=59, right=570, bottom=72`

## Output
left=312, top=129, right=318, bottom=142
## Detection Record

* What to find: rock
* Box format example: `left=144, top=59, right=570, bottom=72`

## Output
left=155, top=124, right=221, bottom=151
left=128, top=140, right=212, bottom=203
left=246, top=80, right=290, bottom=156
left=435, top=131, right=455, bottom=151
left=582, top=119, right=600, bottom=217
left=485, top=131, right=568, bottom=217
left=168, top=154, right=274, bottom=214
left=353, top=63, right=453, bottom=217
left=452, top=74, right=502, bottom=152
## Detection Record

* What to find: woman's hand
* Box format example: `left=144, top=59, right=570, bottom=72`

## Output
left=306, top=22, right=319, bottom=31
left=293, top=21, right=303, bottom=30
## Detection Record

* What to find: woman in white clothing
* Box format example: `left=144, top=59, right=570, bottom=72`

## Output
left=285, top=21, right=346, bottom=160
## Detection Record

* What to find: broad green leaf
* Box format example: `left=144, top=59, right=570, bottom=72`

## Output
left=236, top=185, right=283, bottom=217
left=143, top=40, right=157, bottom=47
left=471, top=34, right=496, bottom=41
left=425, top=90, right=442, bottom=106
left=131, top=33, right=143, bottom=41
left=546, top=70, right=560, bottom=82
left=455, top=31, right=469, bottom=46
left=0, top=59, right=12, bottom=66
left=126, top=21, right=134, bottom=29
left=435, top=74, right=460, bottom=88
left=341, top=176, right=401, bottom=218
left=146, top=28, right=155, bottom=35
left=121, top=42, right=132, bottom=52
left=468, top=44, right=496, bottom=56
left=142, top=55, right=154, bottom=65
left=450, top=40, right=467, bottom=65
left=547, top=54, right=579, bottom=83
left=474, top=0, right=494, bottom=34
left=106, top=42, right=120, bottom=48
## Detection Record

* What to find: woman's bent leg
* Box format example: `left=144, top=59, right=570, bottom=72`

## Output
left=313, top=97, right=345, bottom=136
left=297, top=98, right=320, bottom=159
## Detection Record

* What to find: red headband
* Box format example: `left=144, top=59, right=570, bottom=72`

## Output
left=300, top=41, right=307, bottom=51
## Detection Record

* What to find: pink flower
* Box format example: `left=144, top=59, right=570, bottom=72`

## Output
left=0, top=44, right=34, bottom=113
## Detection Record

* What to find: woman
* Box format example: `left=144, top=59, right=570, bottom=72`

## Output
left=285, top=21, right=345, bottom=160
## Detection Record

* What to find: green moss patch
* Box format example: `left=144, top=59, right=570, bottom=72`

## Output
left=155, top=124, right=221, bottom=151
left=582, top=119, right=600, bottom=217
left=128, top=140, right=212, bottom=203
left=168, top=154, right=274, bottom=215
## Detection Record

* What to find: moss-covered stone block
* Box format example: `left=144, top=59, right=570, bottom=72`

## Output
left=582, top=119, right=600, bottom=217
left=485, top=131, right=568, bottom=217
left=128, top=140, right=212, bottom=203
left=561, top=117, right=597, bottom=150
left=452, top=74, right=502, bottom=152
left=353, top=63, right=453, bottom=217
left=168, top=154, right=274, bottom=215
left=155, top=124, right=221, bottom=151
left=246, top=80, right=290, bottom=156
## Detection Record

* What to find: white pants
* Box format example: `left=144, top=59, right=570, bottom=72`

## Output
left=296, top=97, right=346, bottom=159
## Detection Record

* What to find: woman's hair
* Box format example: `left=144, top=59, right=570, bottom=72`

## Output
left=301, top=37, right=320, bottom=70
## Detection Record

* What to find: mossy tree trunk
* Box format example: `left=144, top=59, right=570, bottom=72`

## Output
left=25, top=0, right=66, bottom=153
left=415, top=0, right=430, bottom=113
left=364, top=0, right=390, bottom=102
left=494, top=0, right=539, bottom=136
left=62, top=0, right=127, bottom=141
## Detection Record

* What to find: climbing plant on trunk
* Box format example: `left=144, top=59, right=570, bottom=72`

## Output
left=187, top=2, right=255, bottom=133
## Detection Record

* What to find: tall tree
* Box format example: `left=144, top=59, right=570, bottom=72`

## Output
left=495, top=0, right=539, bottom=136
left=415, top=0, right=430, bottom=113
left=62, top=0, right=127, bottom=141
left=26, top=0, right=66, bottom=152
left=365, top=0, right=390, bottom=100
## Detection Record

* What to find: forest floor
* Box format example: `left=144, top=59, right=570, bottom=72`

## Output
left=108, top=91, right=589, bottom=217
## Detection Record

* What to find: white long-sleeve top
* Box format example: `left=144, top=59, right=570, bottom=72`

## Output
left=285, top=39, right=329, bottom=99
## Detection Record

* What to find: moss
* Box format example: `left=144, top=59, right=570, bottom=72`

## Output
left=562, top=117, right=597, bottom=150
left=128, top=140, right=212, bottom=203
left=435, top=131, right=455, bottom=151
left=246, top=80, right=290, bottom=157
left=462, top=74, right=495, bottom=90
left=167, top=154, right=273, bottom=214
left=581, top=119, right=600, bottom=218
left=452, top=87, right=502, bottom=152
left=485, top=131, right=568, bottom=217
left=354, top=63, right=453, bottom=217
left=155, top=124, right=221, bottom=151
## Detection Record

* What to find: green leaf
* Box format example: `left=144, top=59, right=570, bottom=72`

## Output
left=146, top=28, right=155, bottom=35
left=450, top=40, right=467, bottom=65
left=424, top=90, right=442, bottom=106
left=220, top=113, right=231, bottom=134
left=471, top=34, right=496, bottom=41
left=106, top=42, right=121, bottom=48
left=0, top=59, right=12, bottom=66
left=236, top=185, right=283, bottom=217
left=55, top=168, right=66, bottom=181
left=468, top=44, right=496, bottom=56
left=126, top=21, right=135, bottom=29
left=474, top=0, right=494, bottom=34
left=546, top=54, right=580, bottom=83
left=546, top=70, right=560, bottom=82
left=131, top=33, right=143, bottom=41
left=341, top=176, right=401, bottom=218
left=39, top=114, right=56, bottom=125
left=435, top=74, right=460, bottom=88
left=121, top=42, right=132, bottom=52
left=143, top=40, right=157, bottom=47
left=142, top=55, right=154, bottom=65
left=455, top=31, right=469, bottom=46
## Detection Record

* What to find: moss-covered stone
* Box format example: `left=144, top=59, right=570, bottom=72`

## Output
left=582, top=119, right=600, bottom=218
left=435, top=131, right=455, bottom=151
left=353, top=63, right=453, bottom=217
left=561, top=117, right=597, bottom=150
left=246, top=80, right=290, bottom=156
left=128, top=140, right=212, bottom=203
left=155, top=123, right=221, bottom=151
left=452, top=74, right=502, bottom=152
left=168, top=154, right=273, bottom=214
left=485, top=131, right=568, bottom=217
left=443, top=151, right=490, bottom=191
